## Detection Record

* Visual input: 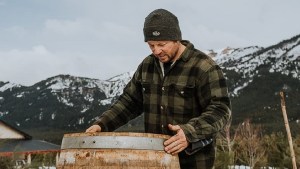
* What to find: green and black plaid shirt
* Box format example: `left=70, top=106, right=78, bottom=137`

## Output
left=94, top=41, right=231, bottom=169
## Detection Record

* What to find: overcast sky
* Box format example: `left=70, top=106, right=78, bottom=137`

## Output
left=1, top=0, right=299, bottom=86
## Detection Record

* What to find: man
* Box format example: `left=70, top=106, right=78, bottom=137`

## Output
left=86, top=8, right=231, bottom=169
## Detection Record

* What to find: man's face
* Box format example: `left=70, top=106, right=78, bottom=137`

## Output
left=147, top=41, right=180, bottom=63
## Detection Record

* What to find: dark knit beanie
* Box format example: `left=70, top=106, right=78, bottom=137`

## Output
left=143, top=9, right=182, bottom=42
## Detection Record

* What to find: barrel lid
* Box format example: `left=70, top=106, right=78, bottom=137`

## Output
left=61, top=132, right=170, bottom=151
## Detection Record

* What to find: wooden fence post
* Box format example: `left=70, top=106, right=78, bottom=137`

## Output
left=279, top=91, right=297, bottom=169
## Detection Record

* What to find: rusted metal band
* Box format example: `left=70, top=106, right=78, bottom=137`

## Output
left=61, top=135, right=166, bottom=151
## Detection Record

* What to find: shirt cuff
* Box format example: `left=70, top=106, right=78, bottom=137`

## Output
left=185, top=138, right=213, bottom=155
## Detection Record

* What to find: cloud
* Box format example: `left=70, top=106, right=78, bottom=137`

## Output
left=45, top=19, right=84, bottom=36
left=0, top=45, right=86, bottom=85
left=5, top=26, right=27, bottom=37
left=42, top=18, right=140, bottom=43
left=0, top=46, right=54, bottom=85
left=0, top=43, right=145, bottom=86
left=1, top=0, right=300, bottom=86
left=183, top=24, right=250, bottom=50
left=0, top=15, right=147, bottom=86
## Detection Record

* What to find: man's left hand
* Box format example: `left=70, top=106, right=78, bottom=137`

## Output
left=164, top=124, right=189, bottom=155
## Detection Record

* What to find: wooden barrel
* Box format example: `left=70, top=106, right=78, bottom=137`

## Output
left=56, top=132, right=180, bottom=169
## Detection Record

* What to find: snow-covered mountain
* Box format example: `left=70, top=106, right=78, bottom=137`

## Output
left=205, top=34, right=299, bottom=96
left=0, top=34, right=299, bottom=142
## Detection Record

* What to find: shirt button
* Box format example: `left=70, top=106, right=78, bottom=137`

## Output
left=162, top=87, right=164, bottom=91
left=160, top=106, right=164, bottom=110
left=161, top=124, right=164, bottom=128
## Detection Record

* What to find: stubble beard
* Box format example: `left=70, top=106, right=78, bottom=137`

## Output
left=156, top=42, right=181, bottom=63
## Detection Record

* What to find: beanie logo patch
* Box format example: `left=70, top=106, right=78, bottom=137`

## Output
left=152, top=31, right=160, bottom=36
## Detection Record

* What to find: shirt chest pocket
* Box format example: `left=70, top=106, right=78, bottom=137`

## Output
left=174, top=84, right=195, bottom=97
left=170, top=84, right=196, bottom=114
left=141, top=82, right=159, bottom=105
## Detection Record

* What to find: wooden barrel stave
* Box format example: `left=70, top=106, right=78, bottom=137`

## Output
left=56, top=132, right=180, bottom=169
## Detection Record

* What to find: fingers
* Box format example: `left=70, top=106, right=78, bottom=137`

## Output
left=164, top=138, right=187, bottom=155
left=168, top=124, right=180, bottom=132
left=164, top=124, right=189, bottom=155
left=171, top=143, right=185, bottom=155
left=85, top=125, right=101, bottom=133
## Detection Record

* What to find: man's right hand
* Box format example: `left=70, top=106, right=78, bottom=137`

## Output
left=85, top=125, right=101, bottom=133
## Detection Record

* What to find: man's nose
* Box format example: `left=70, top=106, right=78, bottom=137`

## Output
left=152, top=47, right=162, bottom=55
